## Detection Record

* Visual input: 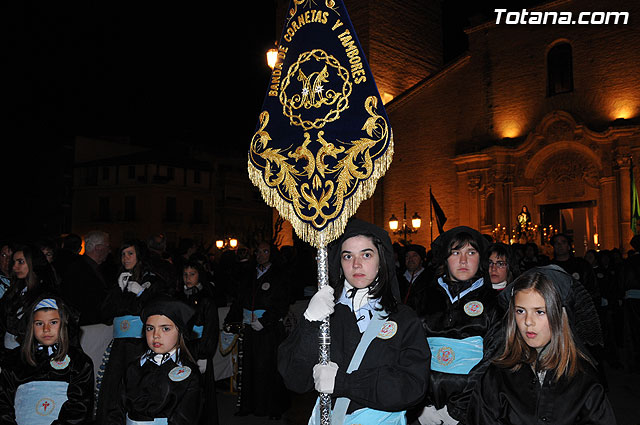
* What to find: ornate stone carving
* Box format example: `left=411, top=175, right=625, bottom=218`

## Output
left=533, top=150, right=600, bottom=200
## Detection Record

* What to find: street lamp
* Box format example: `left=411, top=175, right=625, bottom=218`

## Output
left=266, top=45, right=279, bottom=69
left=388, top=202, right=421, bottom=243
left=216, top=238, right=238, bottom=250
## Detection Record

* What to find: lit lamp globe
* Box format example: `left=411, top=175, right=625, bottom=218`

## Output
left=266, top=47, right=278, bottom=69
left=388, top=215, right=399, bottom=231
left=411, top=212, right=422, bottom=229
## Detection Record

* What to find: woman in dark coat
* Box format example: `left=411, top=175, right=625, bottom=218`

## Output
left=278, top=218, right=430, bottom=424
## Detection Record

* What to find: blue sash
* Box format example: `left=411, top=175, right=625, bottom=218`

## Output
left=4, top=331, right=19, bottom=349
left=126, top=415, right=168, bottom=425
left=113, top=315, right=144, bottom=339
left=625, top=289, right=640, bottom=299
left=242, top=308, right=265, bottom=324
left=309, top=398, right=406, bottom=425
left=15, top=380, right=69, bottom=425
left=427, top=336, right=484, bottom=375
left=309, top=310, right=406, bottom=425
left=192, top=325, right=204, bottom=339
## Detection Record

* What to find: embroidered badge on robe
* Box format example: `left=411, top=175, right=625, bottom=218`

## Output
left=436, top=346, right=455, bottom=367
left=169, top=365, right=191, bottom=381
left=377, top=321, right=397, bottom=339
left=50, top=355, right=71, bottom=370
left=36, top=397, right=56, bottom=416
left=261, top=282, right=271, bottom=291
left=463, top=301, right=484, bottom=317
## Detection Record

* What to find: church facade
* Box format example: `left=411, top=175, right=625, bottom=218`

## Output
left=370, top=0, right=640, bottom=254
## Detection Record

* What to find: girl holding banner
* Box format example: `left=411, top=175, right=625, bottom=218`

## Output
left=278, top=218, right=430, bottom=424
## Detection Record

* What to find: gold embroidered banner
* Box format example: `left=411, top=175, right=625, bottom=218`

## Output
left=248, top=0, right=393, bottom=248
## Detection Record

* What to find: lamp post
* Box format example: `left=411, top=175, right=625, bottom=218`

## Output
left=266, top=45, right=278, bottom=69
left=388, top=202, right=421, bottom=244
left=215, top=238, right=238, bottom=250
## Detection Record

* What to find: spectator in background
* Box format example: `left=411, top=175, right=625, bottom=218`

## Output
left=146, top=233, right=177, bottom=293
left=398, top=244, right=432, bottom=314
left=0, top=242, right=12, bottom=299
left=60, top=230, right=111, bottom=326
left=53, top=233, right=82, bottom=279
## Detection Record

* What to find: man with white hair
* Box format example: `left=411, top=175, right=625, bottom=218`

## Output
left=61, top=230, right=111, bottom=326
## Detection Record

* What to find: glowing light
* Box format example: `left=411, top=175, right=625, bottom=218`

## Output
left=266, top=47, right=279, bottom=69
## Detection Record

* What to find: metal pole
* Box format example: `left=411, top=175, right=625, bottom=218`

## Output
left=430, top=186, right=433, bottom=243
left=316, top=235, right=332, bottom=424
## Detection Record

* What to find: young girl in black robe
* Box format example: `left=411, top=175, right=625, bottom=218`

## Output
left=278, top=218, right=430, bottom=424
left=0, top=295, right=94, bottom=424
left=468, top=265, right=616, bottom=425
left=106, top=296, right=201, bottom=425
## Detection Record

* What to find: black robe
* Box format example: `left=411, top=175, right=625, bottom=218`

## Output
left=419, top=277, right=503, bottom=422
left=467, top=361, right=616, bottom=425
left=177, top=283, right=219, bottom=425
left=278, top=303, right=430, bottom=415
left=95, top=270, right=171, bottom=424
left=225, top=263, right=290, bottom=417
left=106, top=354, right=201, bottom=424
left=0, top=345, right=94, bottom=424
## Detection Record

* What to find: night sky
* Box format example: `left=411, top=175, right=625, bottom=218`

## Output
left=4, top=1, right=540, bottom=240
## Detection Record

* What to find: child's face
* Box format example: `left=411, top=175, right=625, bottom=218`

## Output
left=34, top=309, right=61, bottom=346
left=515, top=288, right=552, bottom=349
left=145, top=314, right=179, bottom=354
left=183, top=267, right=199, bottom=288
left=340, top=235, right=380, bottom=289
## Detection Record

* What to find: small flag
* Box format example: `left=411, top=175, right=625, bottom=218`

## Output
left=430, top=189, right=447, bottom=235
left=631, top=158, right=640, bottom=234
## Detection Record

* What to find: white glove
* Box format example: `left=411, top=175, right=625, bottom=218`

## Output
left=127, top=281, right=144, bottom=295
left=118, top=272, right=132, bottom=290
left=438, top=405, right=458, bottom=425
left=312, top=361, right=338, bottom=394
left=304, top=285, right=334, bottom=322
left=196, top=359, right=207, bottom=374
left=250, top=319, right=264, bottom=331
left=418, top=405, right=442, bottom=425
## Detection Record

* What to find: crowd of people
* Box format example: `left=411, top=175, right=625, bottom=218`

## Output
left=0, top=220, right=637, bottom=424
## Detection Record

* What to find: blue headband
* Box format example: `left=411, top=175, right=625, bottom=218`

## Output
left=34, top=298, right=58, bottom=312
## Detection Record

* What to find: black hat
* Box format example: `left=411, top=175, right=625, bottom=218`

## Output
left=141, top=296, right=195, bottom=334
left=431, top=225, right=489, bottom=266
left=405, top=244, right=427, bottom=260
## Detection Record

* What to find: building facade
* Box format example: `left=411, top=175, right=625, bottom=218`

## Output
left=376, top=0, right=640, bottom=254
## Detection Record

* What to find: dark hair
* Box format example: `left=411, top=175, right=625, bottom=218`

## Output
left=22, top=296, right=70, bottom=366
left=118, top=240, right=150, bottom=281
left=334, top=234, right=398, bottom=314
left=182, top=260, right=205, bottom=283
left=486, top=242, right=519, bottom=283
left=436, top=231, right=486, bottom=282
left=494, top=271, right=590, bottom=381
left=550, top=233, right=572, bottom=246
left=9, top=244, right=56, bottom=293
